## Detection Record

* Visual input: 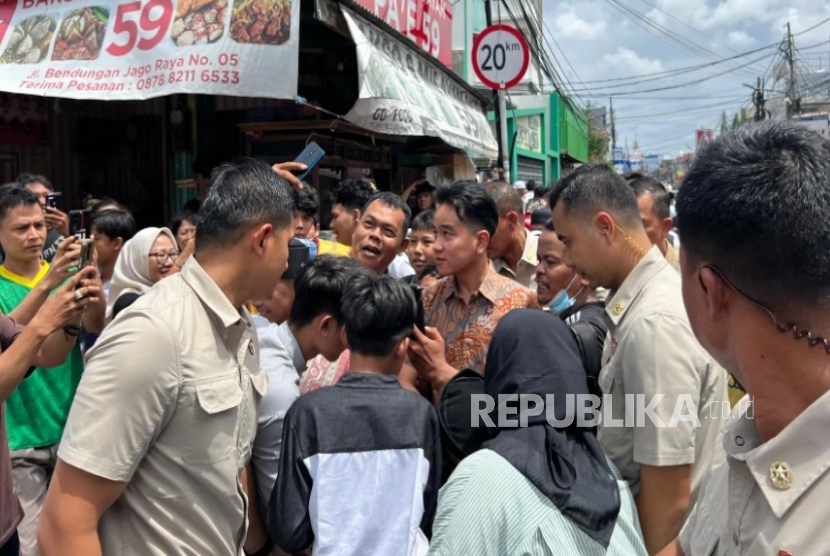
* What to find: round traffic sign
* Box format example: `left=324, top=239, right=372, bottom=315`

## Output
left=472, top=25, right=530, bottom=90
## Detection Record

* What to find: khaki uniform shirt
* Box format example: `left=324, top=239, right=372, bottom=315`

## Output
left=491, top=232, right=539, bottom=290
left=598, top=247, right=728, bottom=507
left=59, top=258, right=267, bottom=556
left=681, top=394, right=830, bottom=555
left=664, top=240, right=681, bottom=272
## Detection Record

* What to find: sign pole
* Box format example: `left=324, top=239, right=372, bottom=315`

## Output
left=498, top=89, right=510, bottom=182
left=471, top=22, right=529, bottom=183
left=484, top=0, right=504, bottom=177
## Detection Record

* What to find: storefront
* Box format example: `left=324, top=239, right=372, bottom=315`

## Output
left=0, top=0, right=497, bottom=227
left=486, top=92, right=589, bottom=186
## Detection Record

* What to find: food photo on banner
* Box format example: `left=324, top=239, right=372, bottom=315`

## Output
left=0, top=0, right=299, bottom=100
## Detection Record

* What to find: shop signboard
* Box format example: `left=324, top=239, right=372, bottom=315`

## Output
left=349, top=0, right=452, bottom=68
left=0, top=0, right=299, bottom=100
left=515, top=115, right=541, bottom=153
left=342, top=6, right=497, bottom=158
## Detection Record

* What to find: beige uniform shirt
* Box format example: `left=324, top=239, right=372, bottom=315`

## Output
left=598, top=246, right=727, bottom=507
left=59, top=258, right=267, bottom=556
left=664, top=241, right=681, bottom=272
left=491, top=231, right=539, bottom=290
left=681, top=394, right=830, bottom=555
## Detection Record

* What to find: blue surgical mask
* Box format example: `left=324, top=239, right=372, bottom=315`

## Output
left=547, top=275, right=583, bottom=316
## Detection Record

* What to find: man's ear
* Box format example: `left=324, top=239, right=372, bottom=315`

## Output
left=317, top=314, right=333, bottom=335
left=595, top=212, right=615, bottom=244
left=506, top=211, right=520, bottom=229
left=253, top=223, right=273, bottom=252
left=339, top=324, right=349, bottom=350
left=351, top=209, right=361, bottom=225
left=661, top=217, right=673, bottom=238
left=114, top=237, right=125, bottom=251
left=398, top=236, right=410, bottom=255
left=698, top=266, right=731, bottom=322
left=475, top=230, right=490, bottom=254
left=396, top=337, right=410, bottom=359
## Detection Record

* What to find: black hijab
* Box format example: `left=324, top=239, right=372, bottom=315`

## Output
left=483, top=309, right=621, bottom=548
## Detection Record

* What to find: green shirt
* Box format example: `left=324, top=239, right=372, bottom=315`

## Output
left=428, top=449, right=648, bottom=556
left=0, top=263, right=83, bottom=450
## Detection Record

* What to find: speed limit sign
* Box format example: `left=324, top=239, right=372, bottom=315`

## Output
left=472, top=25, right=530, bottom=90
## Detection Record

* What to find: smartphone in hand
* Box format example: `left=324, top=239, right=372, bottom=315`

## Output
left=78, top=239, right=94, bottom=269
left=45, top=192, right=63, bottom=210
left=69, top=210, right=88, bottom=239
left=410, top=284, right=425, bottom=335
left=294, top=141, right=325, bottom=181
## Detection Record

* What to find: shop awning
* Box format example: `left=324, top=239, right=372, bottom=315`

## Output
left=336, top=5, right=498, bottom=159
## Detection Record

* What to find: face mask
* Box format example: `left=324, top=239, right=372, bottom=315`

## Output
left=547, top=274, right=583, bottom=316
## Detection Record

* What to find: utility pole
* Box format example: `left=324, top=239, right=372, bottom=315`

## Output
left=484, top=0, right=509, bottom=181
left=610, top=97, right=616, bottom=158
left=753, top=75, right=766, bottom=121
left=786, top=22, right=798, bottom=119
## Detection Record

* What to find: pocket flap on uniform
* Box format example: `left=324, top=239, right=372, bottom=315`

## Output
left=195, top=376, right=243, bottom=414
left=250, top=369, right=269, bottom=397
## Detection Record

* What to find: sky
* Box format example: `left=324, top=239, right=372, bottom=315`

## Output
left=538, top=0, right=830, bottom=157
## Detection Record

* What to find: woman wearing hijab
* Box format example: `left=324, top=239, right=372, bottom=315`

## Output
left=106, top=227, right=184, bottom=320
left=429, top=310, right=646, bottom=555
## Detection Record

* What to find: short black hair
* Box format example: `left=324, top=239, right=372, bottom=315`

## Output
left=16, top=173, right=53, bottom=191
left=526, top=180, right=537, bottom=192
left=362, top=191, right=411, bottom=236
left=333, top=178, right=375, bottom=212
left=91, top=210, right=136, bottom=243
left=0, top=186, right=39, bottom=221
left=531, top=207, right=552, bottom=226
left=293, top=186, right=320, bottom=222
left=625, top=172, right=670, bottom=220
left=341, top=270, right=417, bottom=357
left=411, top=209, right=435, bottom=232
left=678, top=121, right=830, bottom=311
left=90, top=197, right=123, bottom=214
left=549, top=164, right=641, bottom=228
left=435, top=181, right=498, bottom=238
left=170, top=211, right=199, bottom=238
left=484, top=180, right=523, bottom=217
left=197, top=158, right=295, bottom=249
left=290, top=255, right=362, bottom=327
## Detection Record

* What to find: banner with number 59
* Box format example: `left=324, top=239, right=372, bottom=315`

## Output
left=0, top=0, right=298, bottom=100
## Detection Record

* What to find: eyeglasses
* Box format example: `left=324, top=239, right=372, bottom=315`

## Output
left=704, top=265, right=830, bottom=355
left=149, top=251, right=179, bottom=264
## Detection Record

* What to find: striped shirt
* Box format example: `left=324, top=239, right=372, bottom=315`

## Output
left=428, top=449, right=647, bottom=556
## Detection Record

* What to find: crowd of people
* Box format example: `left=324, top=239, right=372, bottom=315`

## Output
left=0, top=120, right=826, bottom=555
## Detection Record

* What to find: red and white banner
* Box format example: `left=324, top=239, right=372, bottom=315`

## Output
left=349, top=0, right=452, bottom=68
left=0, top=0, right=299, bottom=100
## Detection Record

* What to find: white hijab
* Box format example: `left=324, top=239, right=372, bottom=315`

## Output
left=106, top=227, right=177, bottom=319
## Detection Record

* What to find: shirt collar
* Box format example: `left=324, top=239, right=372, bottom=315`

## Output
left=439, top=266, right=501, bottom=305
left=180, top=257, right=245, bottom=330
left=338, top=372, right=401, bottom=388
left=725, top=391, right=830, bottom=518
left=604, top=246, right=667, bottom=327
left=276, top=322, right=306, bottom=372
left=490, top=232, right=539, bottom=278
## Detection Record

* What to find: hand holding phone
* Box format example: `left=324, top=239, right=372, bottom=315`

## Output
left=45, top=192, right=63, bottom=210
left=78, top=239, right=94, bottom=270
left=69, top=210, right=86, bottom=239
left=293, top=141, right=326, bottom=181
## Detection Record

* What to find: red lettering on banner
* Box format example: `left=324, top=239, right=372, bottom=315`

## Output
left=22, top=0, right=74, bottom=8
left=352, top=0, right=452, bottom=67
